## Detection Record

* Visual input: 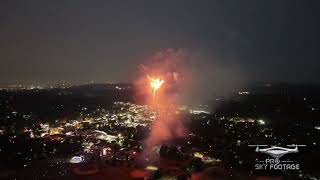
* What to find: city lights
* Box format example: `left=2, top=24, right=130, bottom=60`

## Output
left=257, top=119, right=265, bottom=125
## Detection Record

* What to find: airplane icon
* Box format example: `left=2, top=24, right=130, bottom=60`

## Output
left=249, top=144, right=306, bottom=163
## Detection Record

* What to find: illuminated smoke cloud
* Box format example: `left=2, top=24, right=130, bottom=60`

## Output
left=135, top=49, right=188, bottom=158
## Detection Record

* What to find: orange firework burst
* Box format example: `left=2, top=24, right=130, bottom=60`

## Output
left=148, top=76, right=164, bottom=100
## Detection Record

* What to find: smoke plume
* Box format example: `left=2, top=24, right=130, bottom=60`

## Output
left=135, top=48, right=245, bottom=158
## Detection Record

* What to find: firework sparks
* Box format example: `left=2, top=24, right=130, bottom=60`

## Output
left=148, top=76, right=164, bottom=100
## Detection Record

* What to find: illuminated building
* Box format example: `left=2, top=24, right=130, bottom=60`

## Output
left=69, top=156, right=84, bottom=164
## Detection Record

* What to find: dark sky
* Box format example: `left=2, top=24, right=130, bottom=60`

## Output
left=1, top=0, right=320, bottom=84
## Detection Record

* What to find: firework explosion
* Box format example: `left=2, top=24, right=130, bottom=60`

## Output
left=148, top=76, right=164, bottom=100
left=135, top=49, right=188, bottom=159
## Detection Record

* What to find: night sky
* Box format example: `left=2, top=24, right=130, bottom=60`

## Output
left=1, top=0, right=320, bottom=85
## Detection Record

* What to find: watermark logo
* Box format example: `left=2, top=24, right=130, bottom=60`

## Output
left=249, top=145, right=305, bottom=171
